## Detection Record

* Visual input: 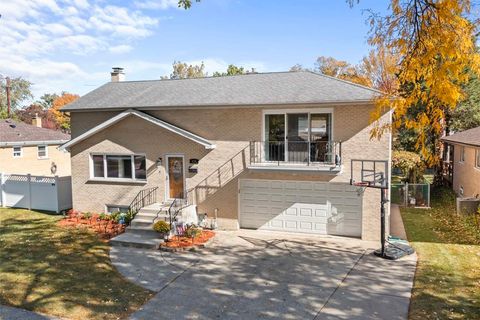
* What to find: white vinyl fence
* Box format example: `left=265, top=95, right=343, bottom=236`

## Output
left=0, top=173, right=72, bottom=213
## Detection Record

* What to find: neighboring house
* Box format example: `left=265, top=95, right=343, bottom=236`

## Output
left=441, top=126, right=480, bottom=197
left=0, top=117, right=71, bottom=176
left=61, top=68, right=392, bottom=241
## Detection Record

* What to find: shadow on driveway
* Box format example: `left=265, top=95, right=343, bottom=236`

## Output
left=110, top=230, right=416, bottom=320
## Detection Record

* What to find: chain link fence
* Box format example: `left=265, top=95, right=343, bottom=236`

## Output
left=391, top=183, right=430, bottom=208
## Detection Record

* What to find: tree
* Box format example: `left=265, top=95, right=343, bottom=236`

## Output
left=289, top=64, right=310, bottom=72
left=213, top=64, right=246, bottom=77
left=368, top=0, right=480, bottom=165
left=15, top=104, right=58, bottom=129
left=0, top=77, right=33, bottom=117
left=360, top=46, right=399, bottom=95
left=164, top=61, right=206, bottom=79
left=315, top=56, right=371, bottom=87
left=392, top=150, right=425, bottom=183
left=37, top=93, right=59, bottom=110
left=450, top=74, right=480, bottom=132
left=178, top=0, right=200, bottom=9
left=48, top=92, right=79, bottom=131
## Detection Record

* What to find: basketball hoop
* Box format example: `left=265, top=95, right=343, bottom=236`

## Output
left=350, top=159, right=414, bottom=260
left=352, top=181, right=369, bottom=195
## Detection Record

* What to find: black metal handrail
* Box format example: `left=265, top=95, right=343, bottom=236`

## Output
left=128, top=187, right=158, bottom=214
left=185, top=144, right=249, bottom=205
left=250, top=140, right=342, bottom=166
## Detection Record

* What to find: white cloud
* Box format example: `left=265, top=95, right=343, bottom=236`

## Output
left=134, top=0, right=179, bottom=10
left=109, top=44, right=134, bottom=54
left=0, top=0, right=163, bottom=99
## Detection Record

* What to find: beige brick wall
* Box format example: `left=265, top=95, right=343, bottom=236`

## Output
left=452, top=145, right=480, bottom=197
left=70, top=103, right=391, bottom=240
left=0, top=144, right=71, bottom=176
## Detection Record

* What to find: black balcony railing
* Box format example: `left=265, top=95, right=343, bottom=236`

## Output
left=250, top=140, right=341, bottom=166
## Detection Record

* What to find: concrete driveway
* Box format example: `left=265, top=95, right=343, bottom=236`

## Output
left=110, top=230, right=416, bottom=320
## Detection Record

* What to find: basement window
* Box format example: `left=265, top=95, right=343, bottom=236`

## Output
left=91, top=154, right=147, bottom=181
left=13, top=146, right=22, bottom=158
left=106, top=205, right=129, bottom=214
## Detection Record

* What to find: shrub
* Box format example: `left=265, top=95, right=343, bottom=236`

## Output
left=392, top=150, right=426, bottom=183
left=110, top=211, right=121, bottom=223
left=153, top=220, right=171, bottom=234
left=185, top=224, right=202, bottom=238
left=124, top=210, right=135, bottom=225
left=83, top=212, right=92, bottom=219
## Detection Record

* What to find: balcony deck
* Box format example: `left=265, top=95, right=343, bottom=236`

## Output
left=247, top=161, right=342, bottom=172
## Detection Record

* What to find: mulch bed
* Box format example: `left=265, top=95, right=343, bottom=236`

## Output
left=58, top=211, right=126, bottom=240
left=159, top=230, right=215, bottom=252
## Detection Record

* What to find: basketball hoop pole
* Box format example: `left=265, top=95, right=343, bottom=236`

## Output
left=379, top=188, right=387, bottom=258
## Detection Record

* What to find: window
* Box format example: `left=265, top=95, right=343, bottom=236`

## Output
left=263, top=110, right=332, bottom=163
left=460, top=146, right=465, bottom=163
left=476, top=149, right=480, bottom=168
left=37, top=145, right=48, bottom=159
left=91, top=154, right=147, bottom=181
left=106, top=205, right=129, bottom=214
left=13, top=146, right=22, bottom=158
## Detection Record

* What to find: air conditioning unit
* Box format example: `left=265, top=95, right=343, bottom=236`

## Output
left=456, top=197, right=480, bottom=215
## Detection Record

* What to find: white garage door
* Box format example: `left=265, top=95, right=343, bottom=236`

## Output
left=239, top=179, right=363, bottom=237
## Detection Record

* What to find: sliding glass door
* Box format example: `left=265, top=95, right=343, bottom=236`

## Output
left=264, top=112, right=331, bottom=163
left=264, top=114, right=285, bottom=161
left=287, top=113, right=309, bottom=162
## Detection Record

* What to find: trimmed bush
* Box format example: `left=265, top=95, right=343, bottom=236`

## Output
left=153, top=220, right=171, bottom=234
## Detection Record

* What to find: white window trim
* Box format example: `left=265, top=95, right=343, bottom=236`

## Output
left=105, top=204, right=130, bottom=214
left=261, top=108, right=335, bottom=163
left=13, top=146, right=22, bottom=158
left=89, top=153, right=147, bottom=182
left=37, top=145, right=48, bottom=159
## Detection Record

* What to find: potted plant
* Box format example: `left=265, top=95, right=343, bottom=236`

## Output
left=153, top=220, right=171, bottom=239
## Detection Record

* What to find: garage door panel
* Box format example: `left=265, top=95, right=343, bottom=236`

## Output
left=240, top=179, right=362, bottom=237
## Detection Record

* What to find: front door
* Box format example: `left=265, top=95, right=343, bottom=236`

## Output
left=167, top=156, right=184, bottom=199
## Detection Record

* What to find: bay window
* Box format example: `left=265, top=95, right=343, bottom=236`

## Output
left=91, top=154, right=146, bottom=181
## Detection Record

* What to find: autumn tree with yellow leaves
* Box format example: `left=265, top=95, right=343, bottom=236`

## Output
left=368, top=0, right=480, bottom=165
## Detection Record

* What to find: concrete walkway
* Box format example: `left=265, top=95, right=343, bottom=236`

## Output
left=0, top=305, right=60, bottom=320
left=111, top=230, right=417, bottom=320
left=390, top=204, right=408, bottom=239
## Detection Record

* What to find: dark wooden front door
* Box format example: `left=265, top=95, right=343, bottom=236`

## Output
left=168, top=156, right=184, bottom=199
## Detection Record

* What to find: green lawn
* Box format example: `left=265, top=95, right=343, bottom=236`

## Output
left=401, top=187, right=480, bottom=319
left=0, top=208, right=153, bottom=320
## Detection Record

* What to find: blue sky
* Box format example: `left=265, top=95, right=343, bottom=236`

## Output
left=0, top=0, right=389, bottom=100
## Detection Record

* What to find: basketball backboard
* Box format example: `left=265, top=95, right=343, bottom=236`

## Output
left=350, top=159, right=389, bottom=189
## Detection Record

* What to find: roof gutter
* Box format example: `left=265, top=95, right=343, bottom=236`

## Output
left=440, top=139, right=480, bottom=148
left=0, top=140, right=70, bottom=147
left=61, top=100, right=377, bottom=113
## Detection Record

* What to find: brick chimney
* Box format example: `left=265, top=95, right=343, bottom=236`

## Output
left=111, top=67, right=125, bottom=82
left=32, top=113, right=42, bottom=128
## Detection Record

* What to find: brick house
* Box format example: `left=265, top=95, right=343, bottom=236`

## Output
left=441, top=126, right=480, bottom=197
left=61, top=68, right=392, bottom=241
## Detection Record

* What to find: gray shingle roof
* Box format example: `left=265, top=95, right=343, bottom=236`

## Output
left=62, top=71, right=381, bottom=111
left=0, top=120, right=70, bottom=145
left=441, top=126, right=480, bottom=147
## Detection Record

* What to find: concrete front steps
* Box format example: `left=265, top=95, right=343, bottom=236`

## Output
left=110, top=202, right=173, bottom=249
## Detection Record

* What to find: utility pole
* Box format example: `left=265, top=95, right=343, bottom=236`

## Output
left=6, top=77, right=11, bottom=117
